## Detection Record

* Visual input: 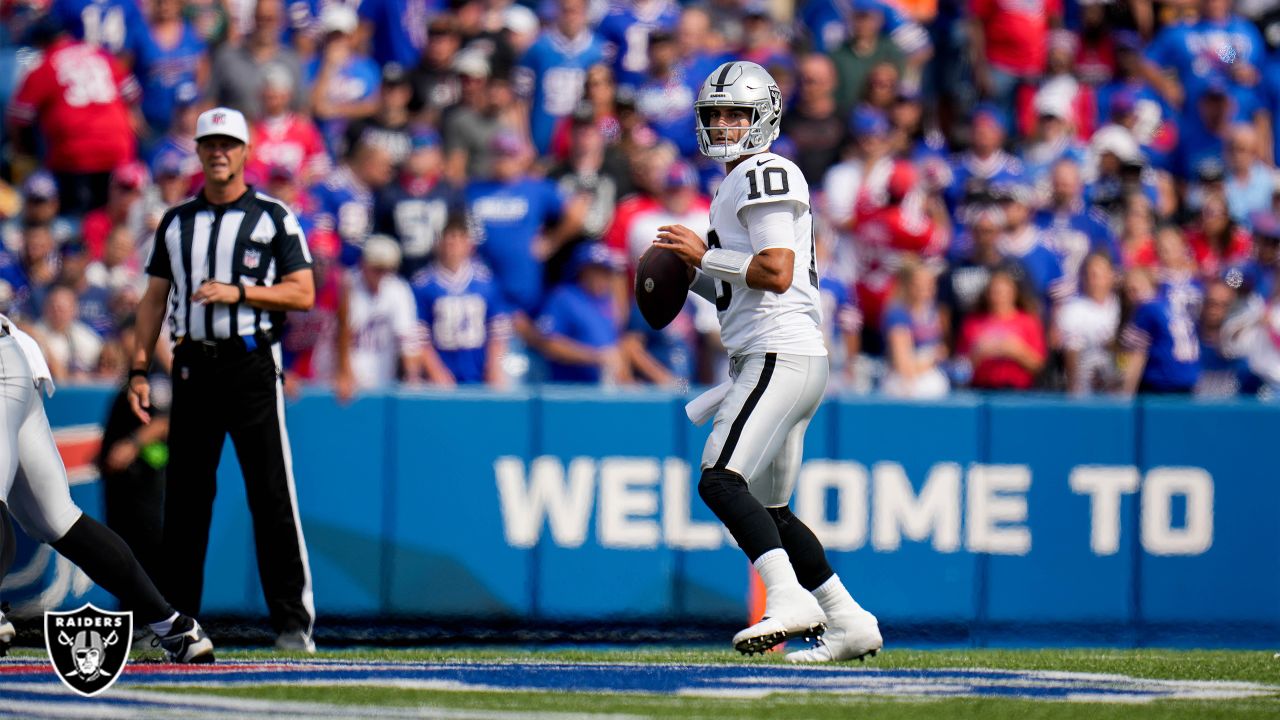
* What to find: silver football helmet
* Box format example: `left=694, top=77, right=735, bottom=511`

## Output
left=694, top=61, right=782, bottom=163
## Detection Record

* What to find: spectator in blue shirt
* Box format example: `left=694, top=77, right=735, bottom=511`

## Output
left=375, top=128, right=465, bottom=278
left=357, top=0, right=435, bottom=69
left=632, top=30, right=701, bottom=157
left=1224, top=124, right=1274, bottom=227
left=597, top=0, right=680, bottom=87
left=52, top=0, right=149, bottom=61
left=516, top=0, right=608, bottom=155
left=994, top=181, right=1069, bottom=310
left=412, top=217, right=510, bottom=386
left=536, top=243, right=628, bottom=384
left=881, top=260, right=950, bottom=398
left=307, top=5, right=381, bottom=156
left=466, top=131, right=584, bottom=317
left=1195, top=277, right=1260, bottom=397
left=1120, top=266, right=1201, bottom=395
left=135, top=0, right=207, bottom=137
left=1034, top=159, right=1120, bottom=285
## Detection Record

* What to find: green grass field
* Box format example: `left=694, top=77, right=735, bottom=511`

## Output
left=9, top=646, right=1280, bottom=719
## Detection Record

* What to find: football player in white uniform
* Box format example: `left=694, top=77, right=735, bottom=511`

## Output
left=654, top=61, right=882, bottom=661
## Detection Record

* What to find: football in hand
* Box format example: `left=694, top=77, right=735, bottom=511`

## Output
left=635, top=245, right=691, bottom=330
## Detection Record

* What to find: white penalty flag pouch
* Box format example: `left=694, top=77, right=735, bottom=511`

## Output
left=685, top=381, right=732, bottom=426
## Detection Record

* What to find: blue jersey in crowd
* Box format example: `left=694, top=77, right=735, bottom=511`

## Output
left=517, top=30, right=609, bottom=154
left=1198, top=332, right=1260, bottom=396
left=1143, top=16, right=1266, bottom=93
left=374, top=180, right=464, bottom=279
left=311, top=167, right=375, bottom=267
left=1001, top=228, right=1067, bottom=310
left=624, top=301, right=693, bottom=382
left=77, top=284, right=113, bottom=338
left=634, top=67, right=701, bottom=157
left=0, top=249, right=31, bottom=316
left=945, top=150, right=1024, bottom=217
left=357, top=0, right=436, bottom=68
left=1123, top=294, right=1201, bottom=392
left=306, top=54, right=381, bottom=155
left=467, top=177, right=564, bottom=314
left=1033, top=203, right=1119, bottom=288
left=53, top=0, right=148, bottom=58
left=596, top=0, right=680, bottom=87
left=412, top=261, right=507, bottom=383
left=537, top=282, right=618, bottom=383
left=819, top=275, right=860, bottom=346
left=134, top=23, right=206, bottom=133
left=881, top=302, right=944, bottom=355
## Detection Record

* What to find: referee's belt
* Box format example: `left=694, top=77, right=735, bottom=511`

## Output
left=176, top=332, right=276, bottom=359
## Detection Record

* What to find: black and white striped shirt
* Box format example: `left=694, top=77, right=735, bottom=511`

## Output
left=146, top=189, right=313, bottom=342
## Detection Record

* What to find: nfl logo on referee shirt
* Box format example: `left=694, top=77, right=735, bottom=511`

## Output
left=244, top=248, right=261, bottom=269
left=44, top=604, right=132, bottom=697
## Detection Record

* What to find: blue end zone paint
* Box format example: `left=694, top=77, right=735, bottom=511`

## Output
left=0, top=658, right=1274, bottom=714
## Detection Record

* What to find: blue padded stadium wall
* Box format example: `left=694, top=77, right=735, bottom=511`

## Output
left=14, top=386, right=1280, bottom=648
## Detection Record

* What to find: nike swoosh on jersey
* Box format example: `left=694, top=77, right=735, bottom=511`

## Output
left=756, top=158, right=775, bottom=166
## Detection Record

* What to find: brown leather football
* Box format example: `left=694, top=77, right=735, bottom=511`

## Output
left=635, top=245, right=690, bottom=330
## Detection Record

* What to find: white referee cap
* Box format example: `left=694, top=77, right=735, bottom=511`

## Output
left=195, top=107, right=250, bottom=145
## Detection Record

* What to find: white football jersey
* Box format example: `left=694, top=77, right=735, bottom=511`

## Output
left=706, top=152, right=826, bottom=357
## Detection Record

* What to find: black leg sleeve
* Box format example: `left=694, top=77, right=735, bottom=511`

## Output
left=767, top=505, right=834, bottom=591
left=51, top=514, right=173, bottom=625
left=698, top=468, right=783, bottom=562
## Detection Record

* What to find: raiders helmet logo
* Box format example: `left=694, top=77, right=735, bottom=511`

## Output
left=45, top=604, right=133, bottom=697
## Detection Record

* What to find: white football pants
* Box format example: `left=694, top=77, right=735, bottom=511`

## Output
left=701, top=352, right=828, bottom=506
left=0, top=335, right=82, bottom=543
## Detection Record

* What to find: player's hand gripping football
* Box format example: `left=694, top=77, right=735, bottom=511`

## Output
left=654, top=225, right=706, bottom=278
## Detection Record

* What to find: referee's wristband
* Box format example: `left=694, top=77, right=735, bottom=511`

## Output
left=236, top=283, right=246, bottom=304
left=128, top=368, right=149, bottom=382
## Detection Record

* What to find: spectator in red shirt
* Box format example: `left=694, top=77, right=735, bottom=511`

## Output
left=969, top=0, right=1061, bottom=129
left=959, top=267, right=1048, bottom=389
left=6, top=20, right=140, bottom=214
left=853, top=159, right=949, bottom=349
left=80, top=162, right=148, bottom=261
left=247, top=65, right=330, bottom=186
left=1185, top=193, right=1253, bottom=279
left=1120, top=192, right=1159, bottom=269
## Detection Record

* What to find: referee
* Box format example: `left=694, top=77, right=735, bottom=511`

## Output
left=129, top=107, right=318, bottom=652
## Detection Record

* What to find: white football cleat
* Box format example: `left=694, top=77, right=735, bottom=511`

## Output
left=785, top=610, right=882, bottom=663
left=0, top=610, right=14, bottom=656
left=733, top=585, right=826, bottom=655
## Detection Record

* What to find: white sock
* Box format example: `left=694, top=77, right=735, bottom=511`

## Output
left=149, top=611, right=180, bottom=636
left=813, top=574, right=867, bottom=618
left=753, top=549, right=801, bottom=592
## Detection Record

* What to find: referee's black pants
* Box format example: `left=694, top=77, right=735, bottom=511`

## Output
left=160, top=340, right=314, bottom=636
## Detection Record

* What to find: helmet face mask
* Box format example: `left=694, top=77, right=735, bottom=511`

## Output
left=695, top=61, right=782, bottom=163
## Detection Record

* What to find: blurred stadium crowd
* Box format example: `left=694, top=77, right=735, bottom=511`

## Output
left=2, top=0, right=1280, bottom=398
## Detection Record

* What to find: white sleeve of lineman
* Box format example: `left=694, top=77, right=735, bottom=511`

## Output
left=740, top=200, right=802, bottom=254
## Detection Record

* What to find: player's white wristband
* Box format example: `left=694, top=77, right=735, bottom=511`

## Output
left=701, top=248, right=752, bottom=288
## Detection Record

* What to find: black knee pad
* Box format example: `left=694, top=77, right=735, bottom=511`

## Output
left=698, top=467, right=749, bottom=506
left=698, top=468, right=781, bottom=562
